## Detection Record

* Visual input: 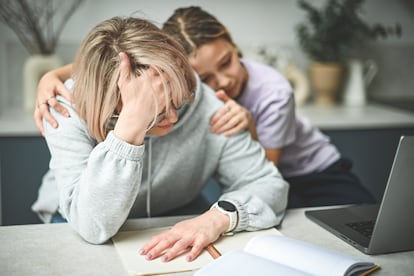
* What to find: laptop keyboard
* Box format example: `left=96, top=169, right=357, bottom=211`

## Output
left=346, top=220, right=376, bottom=239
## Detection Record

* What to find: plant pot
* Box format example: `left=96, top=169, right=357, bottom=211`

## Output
left=309, top=62, right=344, bottom=106
left=23, top=54, right=63, bottom=112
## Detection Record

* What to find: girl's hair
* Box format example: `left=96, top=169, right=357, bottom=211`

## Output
left=162, top=6, right=239, bottom=56
left=72, top=16, right=196, bottom=142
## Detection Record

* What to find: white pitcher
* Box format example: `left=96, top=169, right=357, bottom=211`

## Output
left=342, top=59, right=378, bottom=106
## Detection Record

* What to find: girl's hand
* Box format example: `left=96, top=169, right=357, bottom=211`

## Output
left=140, top=208, right=228, bottom=262
left=114, top=52, right=166, bottom=145
left=34, top=70, right=73, bottom=136
left=210, top=90, right=252, bottom=136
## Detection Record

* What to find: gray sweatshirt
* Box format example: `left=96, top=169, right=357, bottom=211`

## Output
left=32, top=75, right=288, bottom=244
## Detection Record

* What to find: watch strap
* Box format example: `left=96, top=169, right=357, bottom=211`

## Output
left=210, top=201, right=238, bottom=234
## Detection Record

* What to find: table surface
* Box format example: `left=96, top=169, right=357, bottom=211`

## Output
left=1, top=208, right=413, bottom=276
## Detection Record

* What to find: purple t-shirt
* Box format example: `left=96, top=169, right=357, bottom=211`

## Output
left=238, top=59, right=340, bottom=177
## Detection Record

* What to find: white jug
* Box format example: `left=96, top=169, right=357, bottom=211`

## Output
left=343, top=59, right=378, bottom=106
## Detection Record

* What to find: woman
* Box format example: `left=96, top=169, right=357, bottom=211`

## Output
left=34, top=7, right=375, bottom=208
left=31, top=16, right=288, bottom=262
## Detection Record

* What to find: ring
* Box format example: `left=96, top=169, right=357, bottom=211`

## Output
left=37, top=95, right=56, bottom=108
left=37, top=102, right=48, bottom=109
left=46, top=95, right=56, bottom=102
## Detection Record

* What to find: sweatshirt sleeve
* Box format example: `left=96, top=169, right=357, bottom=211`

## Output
left=214, top=131, right=289, bottom=232
left=44, top=101, right=145, bottom=244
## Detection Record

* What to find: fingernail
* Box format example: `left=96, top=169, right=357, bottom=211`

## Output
left=161, top=255, right=168, bottom=262
left=138, top=248, right=145, bottom=255
left=53, top=122, right=58, bottom=128
left=185, top=255, right=192, bottom=262
left=65, top=113, right=70, bottom=117
left=145, top=253, right=152, bottom=260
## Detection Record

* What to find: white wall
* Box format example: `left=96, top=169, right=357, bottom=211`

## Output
left=50, top=0, right=414, bottom=46
left=1, top=0, right=413, bottom=114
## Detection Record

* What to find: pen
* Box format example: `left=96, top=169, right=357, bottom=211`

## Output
left=206, top=244, right=222, bottom=259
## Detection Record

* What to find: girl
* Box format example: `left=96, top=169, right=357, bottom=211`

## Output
left=161, top=6, right=375, bottom=207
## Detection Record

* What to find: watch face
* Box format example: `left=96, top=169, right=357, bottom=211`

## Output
left=218, top=201, right=236, bottom=212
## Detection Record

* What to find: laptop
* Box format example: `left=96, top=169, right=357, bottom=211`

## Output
left=305, top=135, right=414, bottom=255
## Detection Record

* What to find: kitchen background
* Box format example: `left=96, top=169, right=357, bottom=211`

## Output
left=0, top=0, right=413, bottom=115
left=1, top=0, right=414, bottom=226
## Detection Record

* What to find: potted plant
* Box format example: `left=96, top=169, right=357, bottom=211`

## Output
left=296, top=0, right=401, bottom=105
left=0, top=0, right=84, bottom=112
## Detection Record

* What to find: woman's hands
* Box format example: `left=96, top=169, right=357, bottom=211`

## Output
left=113, top=52, right=166, bottom=145
left=210, top=90, right=252, bottom=136
left=34, top=64, right=73, bottom=136
left=140, top=208, right=229, bottom=262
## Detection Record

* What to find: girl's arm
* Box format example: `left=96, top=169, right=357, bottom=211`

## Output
left=265, top=148, right=283, bottom=166
left=34, top=63, right=74, bottom=135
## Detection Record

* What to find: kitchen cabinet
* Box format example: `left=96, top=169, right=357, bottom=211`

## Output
left=0, top=136, right=48, bottom=225
left=297, top=103, right=414, bottom=201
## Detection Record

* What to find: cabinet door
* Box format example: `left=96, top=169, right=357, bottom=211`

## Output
left=324, top=128, right=414, bottom=202
left=0, top=136, right=50, bottom=225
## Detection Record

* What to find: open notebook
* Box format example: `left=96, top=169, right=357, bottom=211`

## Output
left=112, top=226, right=378, bottom=276
left=112, top=227, right=280, bottom=275
left=195, top=234, right=379, bottom=276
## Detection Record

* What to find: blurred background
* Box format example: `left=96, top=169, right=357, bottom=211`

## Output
left=0, top=0, right=413, bottom=226
left=0, top=0, right=413, bottom=112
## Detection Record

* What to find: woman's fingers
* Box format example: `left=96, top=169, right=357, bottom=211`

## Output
left=186, top=240, right=208, bottom=262
left=118, top=52, right=132, bottom=88
left=142, top=234, right=210, bottom=263
left=140, top=230, right=183, bottom=261
left=139, top=213, right=222, bottom=263
left=160, top=239, right=191, bottom=262
left=144, top=238, right=175, bottom=261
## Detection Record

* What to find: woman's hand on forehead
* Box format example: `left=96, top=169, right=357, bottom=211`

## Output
left=117, top=52, right=166, bottom=127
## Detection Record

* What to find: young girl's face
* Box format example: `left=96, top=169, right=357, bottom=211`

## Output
left=189, top=39, right=248, bottom=99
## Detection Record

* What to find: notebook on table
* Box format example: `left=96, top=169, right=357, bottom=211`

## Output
left=305, top=135, right=414, bottom=255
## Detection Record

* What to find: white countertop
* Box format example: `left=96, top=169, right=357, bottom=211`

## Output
left=1, top=209, right=413, bottom=275
left=297, top=103, right=414, bottom=130
left=1, top=103, right=414, bottom=137
left=0, top=108, right=40, bottom=137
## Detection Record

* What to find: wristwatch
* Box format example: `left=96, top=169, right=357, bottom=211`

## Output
left=211, top=200, right=239, bottom=234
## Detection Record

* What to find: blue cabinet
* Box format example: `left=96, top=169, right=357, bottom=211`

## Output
left=324, top=128, right=414, bottom=202
left=0, top=136, right=49, bottom=225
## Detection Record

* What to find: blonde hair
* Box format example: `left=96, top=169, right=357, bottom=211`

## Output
left=73, top=17, right=196, bottom=142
